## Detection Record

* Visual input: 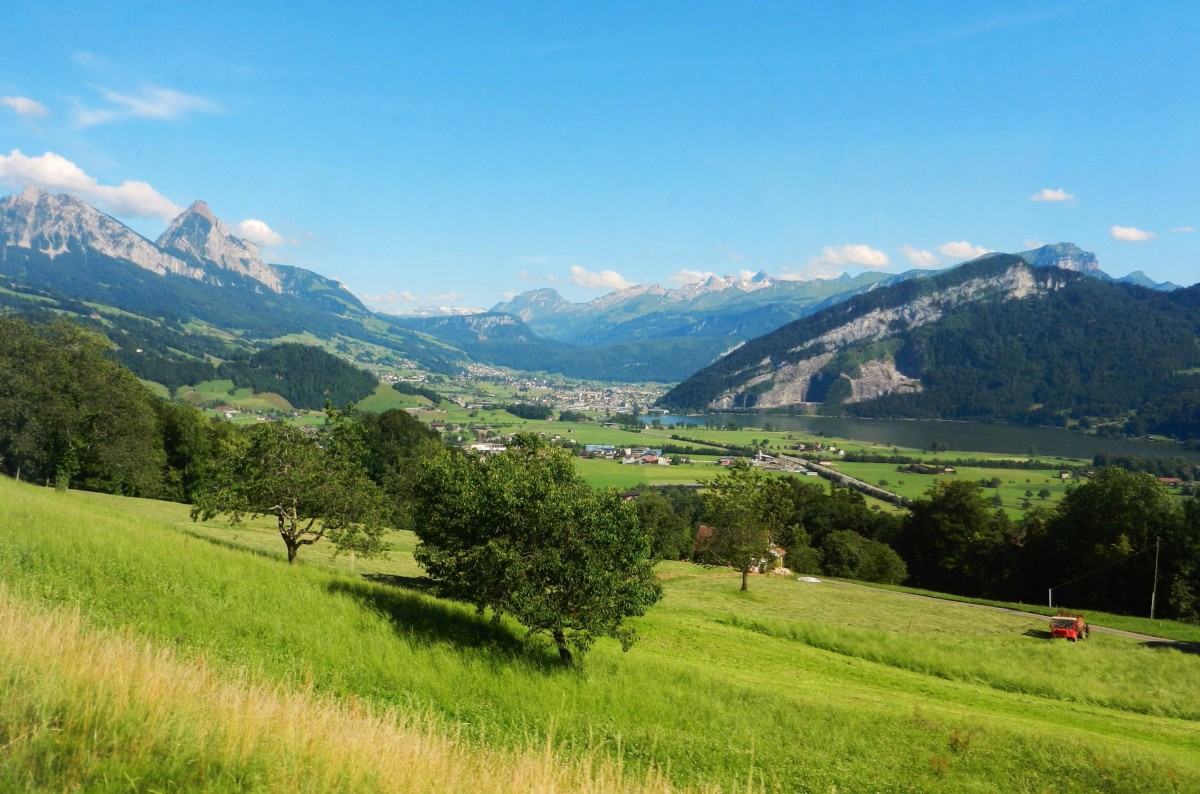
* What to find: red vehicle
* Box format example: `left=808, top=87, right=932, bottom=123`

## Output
left=1049, top=613, right=1089, bottom=641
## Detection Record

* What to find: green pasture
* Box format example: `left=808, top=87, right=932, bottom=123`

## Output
left=175, top=379, right=295, bottom=413
left=573, top=457, right=724, bottom=488
left=833, top=462, right=1076, bottom=512
left=2, top=476, right=1198, bottom=792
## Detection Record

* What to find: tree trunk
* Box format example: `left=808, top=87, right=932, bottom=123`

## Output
left=741, top=567, right=749, bottom=591
left=553, top=629, right=573, bottom=665
left=287, top=542, right=298, bottom=564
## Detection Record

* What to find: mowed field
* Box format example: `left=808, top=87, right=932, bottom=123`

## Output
left=5, top=476, right=1197, bottom=792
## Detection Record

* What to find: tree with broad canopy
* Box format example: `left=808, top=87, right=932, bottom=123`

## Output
left=190, top=412, right=387, bottom=564
left=411, top=434, right=662, bottom=664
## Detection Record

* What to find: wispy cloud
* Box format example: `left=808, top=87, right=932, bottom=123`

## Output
left=2, top=96, right=49, bottom=118
left=1030, top=187, right=1075, bottom=203
left=937, top=240, right=990, bottom=260
left=900, top=245, right=938, bottom=267
left=234, top=219, right=285, bottom=247
left=74, top=85, right=220, bottom=128
left=0, top=149, right=181, bottom=222
left=1171, top=226, right=1195, bottom=234
left=570, top=265, right=633, bottom=290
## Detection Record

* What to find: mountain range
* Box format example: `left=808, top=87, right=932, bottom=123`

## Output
left=657, top=254, right=1200, bottom=439
left=0, top=186, right=465, bottom=381
left=0, top=185, right=1194, bottom=432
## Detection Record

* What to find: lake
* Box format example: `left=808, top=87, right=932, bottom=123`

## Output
left=645, top=414, right=1200, bottom=462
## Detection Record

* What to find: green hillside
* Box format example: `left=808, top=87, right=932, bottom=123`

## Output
left=2, top=476, right=1198, bottom=791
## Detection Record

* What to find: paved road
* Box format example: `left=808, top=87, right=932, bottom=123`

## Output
left=828, top=579, right=1199, bottom=649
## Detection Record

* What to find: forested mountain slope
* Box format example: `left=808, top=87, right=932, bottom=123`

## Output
left=659, top=256, right=1200, bottom=438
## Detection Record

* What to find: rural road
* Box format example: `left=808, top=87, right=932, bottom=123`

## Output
left=828, top=580, right=1199, bottom=649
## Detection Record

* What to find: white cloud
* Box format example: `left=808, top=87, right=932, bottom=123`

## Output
left=2, top=96, right=49, bottom=117
left=501, top=290, right=518, bottom=300
left=75, top=85, right=220, bottom=128
left=1030, top=188, right=1075, bottom=203
left=729, top=252, right=745, bottom=262
left=807, top=243, right=890, bottom=274
left=234, top=219, right=284, bottom=247
left=517, top=269, right=530, bottom=280
left=670, top=269, right=716, bottom=285
left=937, top=240, right=990, bottom=260
left=1023, top=239, right=1044, bottom=249
left=545, top=273, right=558, bottom=283
left=1111, top=225, right=1155, bottom=242
left=900, top=245, right=938, bottom=267
left=0, top=149, right=180, bottom=222
left=569, top=265, right=633, bottom=290
left=1171, top=226, right=1195, bottom=234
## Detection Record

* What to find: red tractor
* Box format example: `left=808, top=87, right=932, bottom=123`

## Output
left=1049, top=613, right=1089, bottom=641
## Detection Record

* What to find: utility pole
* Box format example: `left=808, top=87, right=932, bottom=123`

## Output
left=1150, top=537, right=1161, bottom=620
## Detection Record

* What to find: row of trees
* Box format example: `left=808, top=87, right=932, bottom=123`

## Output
left=892, top=472, right=1200, bottom=620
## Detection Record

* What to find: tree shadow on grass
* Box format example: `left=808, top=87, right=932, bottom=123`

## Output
left=181, top=528, right=284, bottom=562
left=326, top=578, right=563, bottom=673
left=362, top=573, right=435, bottom=592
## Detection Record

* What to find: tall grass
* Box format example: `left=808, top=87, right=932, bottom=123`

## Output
left=0, top=586, right=672, bottom=793
left=2, top=476, right=1199, bottom=791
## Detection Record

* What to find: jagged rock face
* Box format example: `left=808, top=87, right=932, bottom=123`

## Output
left=0, top=186, right=205, bottom=279
left=1018, top=242, right=1101, bottom=275
left=710, top=352, right=837, bottom=410
left=706, top=263, right=1054, bottom=410
left=845, top=359, right=923, bottom=403
left=157, top=200, right=282, bottom=292
left=492, top=288, right=571, bottom=322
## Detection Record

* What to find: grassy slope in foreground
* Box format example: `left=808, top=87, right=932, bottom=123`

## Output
left=2, top=478, right=1199, bottom=792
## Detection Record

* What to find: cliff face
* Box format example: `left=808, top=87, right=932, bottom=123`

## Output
left=659, top=257, right=1075, bottom=412
left=157, top=200, right=282, bottom=292
left=0, top=186, right=204, bottom=280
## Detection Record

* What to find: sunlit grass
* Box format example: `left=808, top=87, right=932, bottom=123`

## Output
left=3, top=477, right=1199, bottom=792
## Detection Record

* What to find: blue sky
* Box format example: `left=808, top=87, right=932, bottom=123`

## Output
left=1, top=2, right=1197, bottom=309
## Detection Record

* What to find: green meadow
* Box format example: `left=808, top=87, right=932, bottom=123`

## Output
left=2, top=476, right=1198, bottom=792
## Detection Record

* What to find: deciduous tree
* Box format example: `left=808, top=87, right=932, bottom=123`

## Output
left=699, top=462, right=795, bottom=591
left=191, top=416, right=386, bottom=563
left=412, top=434, right=662, bottom=664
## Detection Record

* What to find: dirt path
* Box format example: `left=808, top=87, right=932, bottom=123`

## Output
left=828, top=579, right=1199, bottom=649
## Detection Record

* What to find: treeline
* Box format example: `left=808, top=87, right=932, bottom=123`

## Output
left=628, top=474, right=907, bottom=587
left=889, top=474, right=1200, bottom=621
left=218, top=343, right=379, bottom=410
left=392, top=382, right=443, bottom=404
left=504, top=403, right=553, bottom=420
left=834, top=451, right=1070, bottom=470
left=0, top=317, right=435, bottom=505
left=1093, top=453, right=1200, bottom=481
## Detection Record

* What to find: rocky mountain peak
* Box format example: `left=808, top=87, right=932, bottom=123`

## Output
left=1018, top=242, right=1100, bottom=275
left=0, top=184, right=204, bottom=279
left=187, top=198, right=216, bottom=223
left=158, top=200, right=281, bottom=293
